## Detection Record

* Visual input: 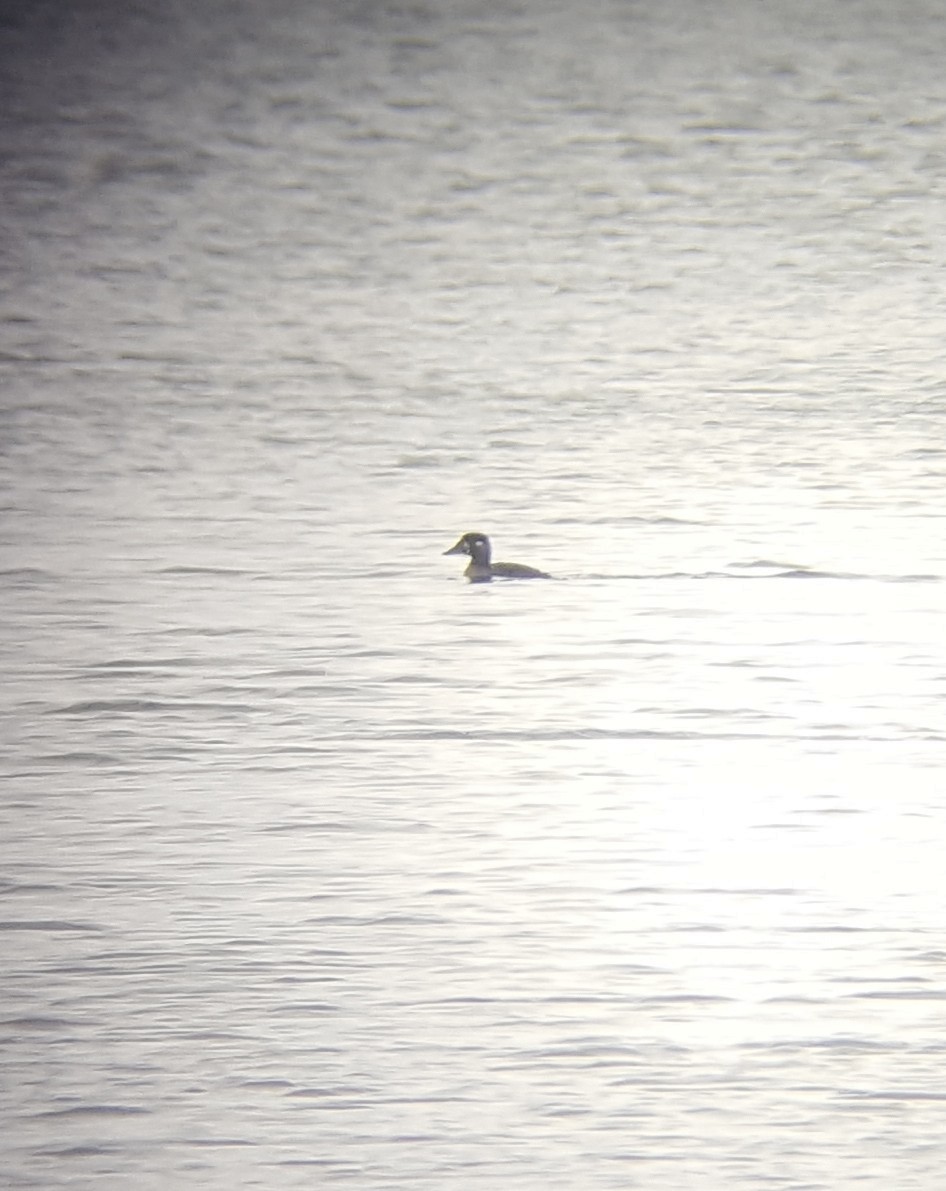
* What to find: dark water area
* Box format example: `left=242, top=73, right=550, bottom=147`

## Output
left=2, top=2, right=946, bottom=1187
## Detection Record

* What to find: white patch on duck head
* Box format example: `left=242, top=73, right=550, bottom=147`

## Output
left=465, top=534, right=491, bottom=561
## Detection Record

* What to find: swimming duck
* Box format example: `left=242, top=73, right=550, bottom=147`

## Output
left=443, top=532, right=551, bottom=583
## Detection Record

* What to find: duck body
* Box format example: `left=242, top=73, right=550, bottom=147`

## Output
left=443, top=532, right=550, bottom=583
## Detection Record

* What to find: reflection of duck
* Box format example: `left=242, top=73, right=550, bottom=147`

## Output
left=443, top=532, right=551, bottom=583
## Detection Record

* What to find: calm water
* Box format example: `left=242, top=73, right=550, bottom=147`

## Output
left=3, top=1, right=946, bottom=1188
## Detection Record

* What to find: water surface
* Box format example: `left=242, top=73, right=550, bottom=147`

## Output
left=2, top=2, right=946, bottom=1188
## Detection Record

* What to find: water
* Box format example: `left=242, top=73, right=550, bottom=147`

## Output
left=3, top=1, right=946, bottom=1187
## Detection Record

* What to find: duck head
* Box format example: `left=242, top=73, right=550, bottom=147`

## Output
left=443, top=532, right=491, bottom=565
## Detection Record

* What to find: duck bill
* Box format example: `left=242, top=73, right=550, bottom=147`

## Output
left=443, top=538, right=467, bottom=556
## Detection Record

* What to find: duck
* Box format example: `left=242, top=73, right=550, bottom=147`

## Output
left=443, top=532, right=551, bottom=583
